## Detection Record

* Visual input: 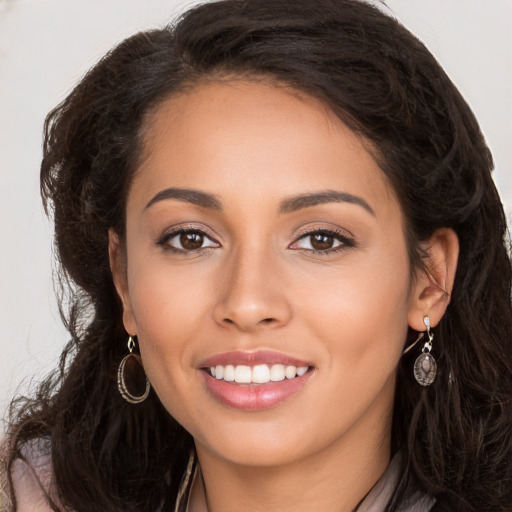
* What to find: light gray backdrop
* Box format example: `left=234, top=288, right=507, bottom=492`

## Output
left=1, top=0, right=511, bottom=430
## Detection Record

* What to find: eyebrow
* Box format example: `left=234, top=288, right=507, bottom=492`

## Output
left=145, top=187, right=375, bottom=216
left=145, top=188, right=222, bottom=211
left=279, top=190, right=375, bottom=216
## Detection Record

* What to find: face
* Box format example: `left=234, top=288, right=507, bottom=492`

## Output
left=112, top=81, right=425, bottom=468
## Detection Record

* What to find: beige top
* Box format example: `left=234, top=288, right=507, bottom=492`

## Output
left=11, top=445, right=435, bottom=512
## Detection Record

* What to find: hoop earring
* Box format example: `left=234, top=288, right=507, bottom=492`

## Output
left=117, top=336, right=150, bottom=404
left=413, top=316, right=437, bottom=386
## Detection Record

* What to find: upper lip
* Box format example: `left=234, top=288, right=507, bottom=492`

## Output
left=198, top=350, right=313, bottom=369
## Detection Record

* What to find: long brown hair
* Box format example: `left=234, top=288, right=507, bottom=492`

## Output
left=3, top=1, right=512, bottom=510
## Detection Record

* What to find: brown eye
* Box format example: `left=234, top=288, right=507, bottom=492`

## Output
left=310, top=233, right=334, bottom=250
left=180, top=232, right=204, bottom=250
left=290, top=229, right=353, bottom=253
left=159, top=228, right=219, bottom=253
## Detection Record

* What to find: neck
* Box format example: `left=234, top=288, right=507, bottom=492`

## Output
left=191, top=410, right=393, bottom=512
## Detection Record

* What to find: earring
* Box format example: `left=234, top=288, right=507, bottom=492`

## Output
left=402, top=331, right=424, bottom=355
left=413, top=316, right=437, bottom=386
left=117, top=336, right=150, bottom=404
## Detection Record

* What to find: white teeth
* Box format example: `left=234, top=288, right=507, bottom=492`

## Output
left=223, top=364, right=235, bottom=381
left=285, top=365, right=297, bottom=379
left=252, top=364, right=270, bottom=383
left=270, top=364, right=286, bottom=382
left=209, top=364, right=309, bottom=384
left=297, top=366, right=308, bottom=376
left=234, top=365, right=252, bottom=383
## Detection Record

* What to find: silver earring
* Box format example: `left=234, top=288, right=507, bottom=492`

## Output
left=117, top=336, right=150, bottom=404
left=413, top=316, right=437, bottom=386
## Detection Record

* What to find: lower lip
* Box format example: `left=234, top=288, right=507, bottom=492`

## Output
left=201, top=370, right=313, bottom=411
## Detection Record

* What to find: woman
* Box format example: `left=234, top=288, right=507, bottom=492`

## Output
left=2, top=0, right=511, bottom=510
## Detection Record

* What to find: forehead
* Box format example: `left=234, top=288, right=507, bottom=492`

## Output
left=131, top=80, right=396, bottom=216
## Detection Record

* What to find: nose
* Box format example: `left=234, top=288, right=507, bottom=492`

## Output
left=213, top=247, right=293, bottom=332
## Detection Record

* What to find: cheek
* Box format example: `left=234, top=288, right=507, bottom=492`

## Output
left=127, top=253, right=212, bottom=333
left=125, top=260, right=208, bottom=384
left=290, top=255, right=411, bottom=443
left=301, top=242, right=411, bottom=381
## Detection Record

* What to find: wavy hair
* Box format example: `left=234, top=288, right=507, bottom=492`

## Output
left=3, top=1, right=512, bottom=510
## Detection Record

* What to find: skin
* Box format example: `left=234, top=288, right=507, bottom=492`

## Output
left=110, top=81, right=458, bottom=512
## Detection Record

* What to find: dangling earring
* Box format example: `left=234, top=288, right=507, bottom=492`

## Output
left=117, top=336, right=150, bottom=404
left=413, top=316, right=437, bottom=386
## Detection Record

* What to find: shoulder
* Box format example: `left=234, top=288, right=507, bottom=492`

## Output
left=359, top=453, right=436, bottom=512
left=10, top=438, right=61, bottom=512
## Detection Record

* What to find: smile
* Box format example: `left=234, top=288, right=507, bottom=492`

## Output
left=199, top=351, right=315, bottom=410
left=209, top=364, right=309, bottom=383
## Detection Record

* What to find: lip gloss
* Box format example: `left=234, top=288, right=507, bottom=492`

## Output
left=201, top=371, right=313, bottom=410
left=199, top=351, right=314, bottom=411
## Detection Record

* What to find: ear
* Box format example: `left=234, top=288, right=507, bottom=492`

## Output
left=408, top=228, right=459, bottom=331
left=108, top=229, right=137, bottom=336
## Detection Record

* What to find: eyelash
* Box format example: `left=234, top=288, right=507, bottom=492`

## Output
left=156, top=227, right=219, bottom=255
left=156, top=227, right=355, bottom=255
left=290, top=228, right=355, bottom=255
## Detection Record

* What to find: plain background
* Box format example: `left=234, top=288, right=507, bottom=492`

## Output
left=1, top=0, right=511, bottom=431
